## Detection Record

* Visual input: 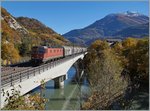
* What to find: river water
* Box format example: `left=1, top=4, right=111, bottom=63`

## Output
left=29, top=66, right=90, bottom=110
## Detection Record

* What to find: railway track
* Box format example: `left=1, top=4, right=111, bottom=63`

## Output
left=1, top=67, right=33, bottom=76
left=1, top=61, right=34, bottom=76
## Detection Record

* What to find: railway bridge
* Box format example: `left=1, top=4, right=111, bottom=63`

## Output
left=1, top=52, right=87, bottom=108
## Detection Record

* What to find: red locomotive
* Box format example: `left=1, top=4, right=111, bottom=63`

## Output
left=31, top=46, right=63, bottom=63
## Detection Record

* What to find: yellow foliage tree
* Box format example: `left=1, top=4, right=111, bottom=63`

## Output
left=83, top=40, right=128, bottom=110
left=122, top=37, right=138, bottom=48
left=127, top=38, right=149, bottom=82
left=2, top=42, right=20, bottom=64
left=113, top=42, right=123, bottom=53
left=90, top=40, right=109, bottom=51
left=113, top=37, right=149, bottom=83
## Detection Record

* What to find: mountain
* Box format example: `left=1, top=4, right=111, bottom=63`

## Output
left=1, top=7, right=70, bottom=46
left=63, top=11, right=149, bottom=46
left=16, top=17, right=71, bottom=46
left=1, top=7, right=29, bottom=43
left=1, top=7, right=70, bottom=63
left=113, top=23, right=149, bottom=37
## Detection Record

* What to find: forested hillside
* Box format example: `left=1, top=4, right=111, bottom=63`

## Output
left=1, top=7, right=71, bottom=65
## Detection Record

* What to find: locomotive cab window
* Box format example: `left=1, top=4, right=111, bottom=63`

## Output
left=38, top=47, right=45, bottom=54
left=38, top=50, right=45, bottom=54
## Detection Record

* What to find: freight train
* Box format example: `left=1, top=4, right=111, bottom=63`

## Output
left=31, top=46, right=87, bottom=64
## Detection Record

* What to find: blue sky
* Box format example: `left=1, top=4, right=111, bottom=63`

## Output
left=2, top=1, right=149, bottom=34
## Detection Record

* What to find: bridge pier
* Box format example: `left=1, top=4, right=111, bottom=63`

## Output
left=72, top=59, right=85, bottom=84
left=54, top=75, right=66, bottom=88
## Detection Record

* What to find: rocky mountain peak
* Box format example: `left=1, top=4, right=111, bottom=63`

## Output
left=1, top=7, right=28, bottom=35
left=123, top=11, right=142, bottom=17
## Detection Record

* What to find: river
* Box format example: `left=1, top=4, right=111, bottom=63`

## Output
left=29, top=66, right=90, bottom=110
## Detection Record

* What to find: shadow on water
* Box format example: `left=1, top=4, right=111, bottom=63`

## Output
left=49, top=98, right=79, bottom=101
left=45, top=86, right=55, bottom=90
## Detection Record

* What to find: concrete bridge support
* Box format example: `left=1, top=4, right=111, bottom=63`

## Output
left=73, top=59, right=85, bottom=84
left=54, top=75, right=66, bottom=88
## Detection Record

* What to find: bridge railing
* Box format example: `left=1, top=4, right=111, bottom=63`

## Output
left=1, top=52, right=85, bottom=88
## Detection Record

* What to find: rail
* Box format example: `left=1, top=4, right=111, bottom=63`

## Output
left=1, top=52, right=86, bottom=88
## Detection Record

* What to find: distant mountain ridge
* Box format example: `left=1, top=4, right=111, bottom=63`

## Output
left=63, top=11, right=149, bottom=46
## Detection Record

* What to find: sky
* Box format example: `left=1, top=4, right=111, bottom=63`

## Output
left=1, top=1, right=149, bottom=34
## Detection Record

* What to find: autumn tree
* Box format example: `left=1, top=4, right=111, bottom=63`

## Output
left=126, top=38, right=149, bottom=83
left=18, top=37, right=32, bottom=56
left=82, top=40, right=128, bottom=110
left=113, top=37, right=149, bottom=84
left=90, top=39, right=109, bottom=51
left=84, top=40, right=109, bottom=68
left=122, top=37, right=138, bottom=48
left=1, top=41, right=20, bottom=64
